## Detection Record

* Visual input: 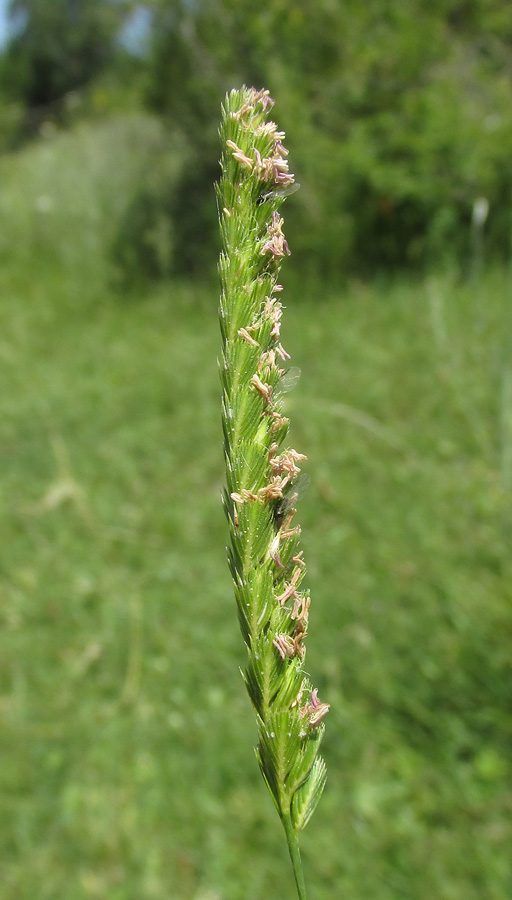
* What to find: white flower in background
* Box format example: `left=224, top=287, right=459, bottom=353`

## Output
left=35, top=195, right=55, bottom=214
left=472, top=197, right=489, bottom=228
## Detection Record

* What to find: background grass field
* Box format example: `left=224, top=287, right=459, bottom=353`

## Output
left=1, top=118, right=511, bottom=900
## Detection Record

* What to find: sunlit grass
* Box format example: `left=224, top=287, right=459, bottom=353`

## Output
left=1, top=258, right=510, bottom=899
left=0, top=125, right=511, bottom=899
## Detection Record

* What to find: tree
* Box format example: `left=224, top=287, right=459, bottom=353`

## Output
left=142, top=0, right=512, bottom=275
left=3, top=0, right=131, bottom=109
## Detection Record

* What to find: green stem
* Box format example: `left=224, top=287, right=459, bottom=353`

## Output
left=282, top=812, right=307, bottom=900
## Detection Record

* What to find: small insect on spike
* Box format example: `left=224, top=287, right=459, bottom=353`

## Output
left=275, top=366, right=301, bottom=395
left=273, top=473, right=310, bottom=529
left=257, top=182, right=301, bottom=206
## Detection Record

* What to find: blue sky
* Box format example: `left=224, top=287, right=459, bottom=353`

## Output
left=0, top=0, right=8, bottom=48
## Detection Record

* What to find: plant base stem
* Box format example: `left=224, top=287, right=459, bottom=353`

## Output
left=282, top=813, right=307, bottom=900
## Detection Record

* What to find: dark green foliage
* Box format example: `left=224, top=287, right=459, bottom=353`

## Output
left=2, top=0, right=129, bottom=109
left=2, top=1, right=512, bottom=275
left=110, top=183, right=175, bottom=286
left=144, top=0, right=512, bottom=275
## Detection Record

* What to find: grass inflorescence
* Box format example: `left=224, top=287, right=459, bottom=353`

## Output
left=216, top=86, right=329, bottom=897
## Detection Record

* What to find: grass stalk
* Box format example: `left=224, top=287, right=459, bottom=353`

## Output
left=282, top=812, right=308, bottom=900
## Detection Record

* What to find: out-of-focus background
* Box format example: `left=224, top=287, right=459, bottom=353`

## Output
left=1, top=2, right=511, bottom=899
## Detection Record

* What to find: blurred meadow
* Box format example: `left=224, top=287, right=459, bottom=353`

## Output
left=1, top=3, right=512, bottom=899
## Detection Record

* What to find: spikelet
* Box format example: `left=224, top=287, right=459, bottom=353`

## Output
left=216, top=86, right=329, bottom=892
